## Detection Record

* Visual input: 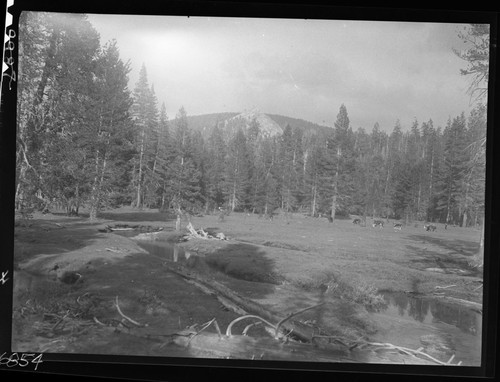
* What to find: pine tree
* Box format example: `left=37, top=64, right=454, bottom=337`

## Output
left=156, top=102, right=172, bottom=211
left=224, top=128, right=251, bottom=211
left=130, top=64, right=159, bottom=208
left=141, top=84, right=161, bottom=208
left=252, top=137, right=280, bottom=215
left=278, top=124, right=295, bottom=212
left=87, top=40, right=134, bottom=219
left=326, top=104, right=355, bottom=220
left=303, top=134, right=329, bottom=217
left=435, top=114, right=469, bottom=224
left=463, top=104, right=486, bottom=227
left=17, top=13, right=101, bottom=214
left=206, top=123, right=227, bottom=211
left=168, top=107, right=201, bottom=228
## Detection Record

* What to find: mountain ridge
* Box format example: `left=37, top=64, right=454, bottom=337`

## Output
left=181, top=110, right=333, bottom=139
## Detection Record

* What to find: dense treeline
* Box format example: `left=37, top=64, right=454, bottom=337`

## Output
left=15, top=13, right=487, bottom=228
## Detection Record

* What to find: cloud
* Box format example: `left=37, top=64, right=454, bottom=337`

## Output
left=86, top=14, right=477, bottom=132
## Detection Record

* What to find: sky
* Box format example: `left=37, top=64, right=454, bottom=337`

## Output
left=85, top=13, right=480, bottom=133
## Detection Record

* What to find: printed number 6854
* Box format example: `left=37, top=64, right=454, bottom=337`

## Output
left=0, top=352, right=43, bottom=370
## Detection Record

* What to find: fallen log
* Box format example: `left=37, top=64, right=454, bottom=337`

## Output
left=165, top=264, right=316, bottom=343
left=173, top=332, right=353, bottom=362
left=432, top=296, right=482, bottom=312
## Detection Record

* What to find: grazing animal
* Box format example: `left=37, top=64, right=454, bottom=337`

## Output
left=372, top=220, right=384, bottom=228
left=352, top=218, right=362, bottom=225
left=424, top=224, right=437, bottom=232
left=393, top=223, right=403, bottom=231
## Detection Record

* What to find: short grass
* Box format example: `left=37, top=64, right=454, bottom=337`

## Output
left=183, top=211, right=483, bottom=303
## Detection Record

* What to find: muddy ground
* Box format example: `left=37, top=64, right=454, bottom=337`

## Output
left=10, top=207, right=483, bottom=364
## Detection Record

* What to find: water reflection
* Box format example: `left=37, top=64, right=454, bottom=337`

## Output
left=381, top=292, right=481, bottom=336
left=136, top=241, right=195, bottom=264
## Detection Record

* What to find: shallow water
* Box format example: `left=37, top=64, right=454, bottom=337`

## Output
left=119, top=233, right=483, bottom=365
left=369, top=291, right=482, bottom=366
left=136, top=240, right=197, bottom=263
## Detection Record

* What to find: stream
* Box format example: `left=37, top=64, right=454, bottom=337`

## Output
left=118, top=231, right=483, bottom=366
left=369, top=291, right=482, bottom=366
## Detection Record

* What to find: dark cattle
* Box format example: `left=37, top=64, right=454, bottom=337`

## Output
left=393, top=223, right=403, bottom=231
left=424, top=224, right=437, bottom=232
left=352, top=218, right=362, bottom=225
left=372, top=220, right=384, bottom=228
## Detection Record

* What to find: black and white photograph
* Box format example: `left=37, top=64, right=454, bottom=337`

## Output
left=3, top=2, right=497, bottom=377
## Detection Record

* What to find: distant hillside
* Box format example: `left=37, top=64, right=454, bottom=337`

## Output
left=223, top=109, right=283, bottom=138
left=266, top=113, right=333, bottom=135
left=185, top=112, right=239, bottom=136
left=183, top=110, right=331, bottom=140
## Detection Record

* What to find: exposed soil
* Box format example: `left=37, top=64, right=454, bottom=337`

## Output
left=11, top=207, right=483, bottom=364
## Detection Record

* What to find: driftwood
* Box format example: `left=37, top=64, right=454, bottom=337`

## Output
left=165, top=264, right=314, bottom=342
left=173, top=331, right=353, bottom=362
left=172, top=330, right=459, bottom=364
left=348, top=340, right=463, bottom=366
left=186, top=222, right=227, bottom=241
left=114, top=296, right=148, bottom=328
left=434, top=284, right=457, bottom=290
left=95, top=290, right=464, bottom=365
left=432, top=296, right=482, bottom=312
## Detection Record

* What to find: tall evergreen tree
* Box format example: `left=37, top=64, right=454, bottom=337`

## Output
left=168, top=107, right=201, bottom=228
left=326, top=104, right=355, bottom=220
left=156, top=102, right=173, bottom=210
left=130, top=64, right=159, bottom=208
left=224, top=128, right=251, bottom=211
left=87, top=40, right=134, bottom=219
left=206, top=123, right=227, bottom=211
left=435, top=114, right=469, bottom=224
left=17, top=12, right=101, bottom=214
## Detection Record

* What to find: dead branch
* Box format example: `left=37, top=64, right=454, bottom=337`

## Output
left=93, top=317, right=106, bottom=326
left=166, top=264, right=316, bottom=342
left=114, top=296, right=147, bottom=327
left=432, top=295, right=482, bottom=310
left=185, top=222, right=227, bottom=240
left=226, top=315, right=277, bottom=337
left=187, top=318, right=223, bottom=346
left=243, top=321, right=263, bottom=336
left=186, top=222, right=200, bottom=237
left=106, top=247, right=125, bottom=253
left=274, top=302, right=326, bottom=339
left=434, top=284, right=457, bottom=290
left=352, top=340, right=462, bottom=366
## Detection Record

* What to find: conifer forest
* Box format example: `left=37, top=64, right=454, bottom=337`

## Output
left=16, top=13, right=487, bottom=228
left=10, top=12, right=489, bottom=364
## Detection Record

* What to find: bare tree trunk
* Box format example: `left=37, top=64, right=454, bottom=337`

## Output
left=416, top=183, right=422, bottom=219
left=175, top=215, right=181, bottom=231
left=427, top=153, right=435, bottom=221
left=302, top=149, right=309, bottom=189
left=231, top=181, right=237, bottom=211
left=311, top=182, right=317, bottom=217
left=136, top=126, right=146, bottom=209
left=331, top=148, right=340, bottom=221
